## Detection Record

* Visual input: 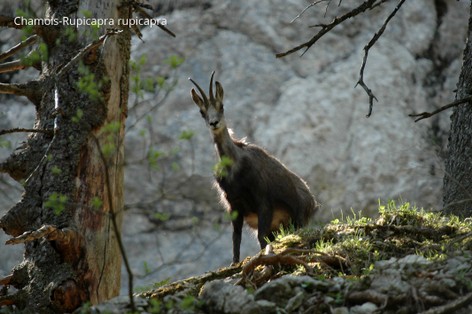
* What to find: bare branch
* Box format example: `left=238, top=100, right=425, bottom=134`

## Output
left=276, top=0, right=387, bottom=58
left=138, top=9, right=176, bottom=38
left=0, top=45, right=41, bottom=74
left=357, top=0, right=406, bottom=117
left=0, top=82, right=28, bottom=95
left=0, top=274, right=13, bottom=286
left=356, top=57, right=378, bottom=118
left=0, top=60, right=28, bottom=73
left=0, top=35, right=37, bottom=62
left=278, top=0, right=407, bottom=116
left=0, top=295, right=16, bottom=307
left=409, top=96, right=472, bottom=122
left=0, top=15, right=23, bottom=29
left=4, top=222, right=83, bottom=266
left=157, top=21, right=176, bottom=38
left=0, top=81, right=42, bottom=104
left=1, top=31, right=120, bottom=100
left=0, top=128, right=53, bottom=136
left=5, top=224, right=74, bottom=245
left=0, top=82, right=35, bottom=97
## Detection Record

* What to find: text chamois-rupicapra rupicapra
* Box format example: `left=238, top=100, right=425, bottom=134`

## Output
left=189, top=72, right=318, bottom=264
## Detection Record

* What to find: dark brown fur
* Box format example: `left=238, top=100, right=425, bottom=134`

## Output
left=190, top=72, right=318, bottom=263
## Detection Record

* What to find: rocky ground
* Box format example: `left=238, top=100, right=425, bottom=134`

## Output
left=89, top=202, right=472, bottom=313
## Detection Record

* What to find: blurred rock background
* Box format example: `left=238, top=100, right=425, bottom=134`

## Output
left=0, top=0, right=468, bottom=293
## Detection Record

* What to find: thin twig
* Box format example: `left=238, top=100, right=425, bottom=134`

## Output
left=290, top=1, right=325, bottom=23
left=56, top=29, right=122, bottom=78
left=125, top=78, right=177, bottom=133
left=409, top=96, right=472, bottom=122
left=131, top=4, right=176, bottom=38
left=122, top=0, right=176, bottom=38
left=357, top=0, right=406, bottom=117
left=92, top=134, right=135, bottom=311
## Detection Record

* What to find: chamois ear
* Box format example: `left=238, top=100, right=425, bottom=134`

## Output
left=215, top=81, right=224, bottom=103
left=191, top=88, right=205, bottom=110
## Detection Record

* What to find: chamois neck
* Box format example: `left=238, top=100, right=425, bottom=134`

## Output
left=212, top=127, right=240, bottom=160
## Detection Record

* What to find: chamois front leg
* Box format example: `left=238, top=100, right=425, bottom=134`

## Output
left=231, top=211, right=244, bottom=264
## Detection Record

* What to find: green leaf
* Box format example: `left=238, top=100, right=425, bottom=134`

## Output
left=21, top=43, right=48, bottom=66
left=153, top=212, right=170, bottom=222
left=80, top=9, right=93, bottom=19
left=71, top=108, right=84, bottom=123
left=147, top=148, right=162, bottom=169
left=44, top=192, right=68, bottom=216
left=164, top=55, right=184, bottom=69
left=51, top=166, right=62, bottom=175
left=0, top=139, right=12, bottom=149
left=213, top=156, right=234, bottom=178
left=179, top=295, right=197, bottom=310
left=76, top=62, right=103, bottom=101
left=101, top=142, right=116, bottom=158
left=224, top=210, right=238, bottom=222
left=179, top=130, right=194, bottom=141
left=102, top=121, right=121, bottom=133
left=91, top=197, right=103, bottom=210
left=156, top=76, right=166, bottom=88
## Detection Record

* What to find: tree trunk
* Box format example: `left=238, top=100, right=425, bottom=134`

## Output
left=0, top=0, right=130, bottom=312
left=443, top=3, right=472, bottom=217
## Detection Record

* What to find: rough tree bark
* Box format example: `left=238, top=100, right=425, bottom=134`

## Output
left=0, top=0, right=130, bottom=312
left=443, top=3, right=472, bottom=217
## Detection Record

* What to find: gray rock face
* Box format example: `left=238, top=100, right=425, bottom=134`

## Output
left=0, top=0, right=469, bottom=293
left=126, top=0, right=467, bottom=220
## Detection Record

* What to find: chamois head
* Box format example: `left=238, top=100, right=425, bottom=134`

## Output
left=189, top=71, right=226, bottom=133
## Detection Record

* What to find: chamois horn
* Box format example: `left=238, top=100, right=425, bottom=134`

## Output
left=209, top=71, right=215, bottom=102
left=189, top=75, right=209, bottom=105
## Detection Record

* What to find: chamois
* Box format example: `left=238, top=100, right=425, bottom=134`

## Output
left=189, top=72, right=318, bottom=263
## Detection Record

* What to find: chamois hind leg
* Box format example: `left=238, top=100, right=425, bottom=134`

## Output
left=231, top=211, right=244, bottom=264
left=257, top=204, right=275, bottom=250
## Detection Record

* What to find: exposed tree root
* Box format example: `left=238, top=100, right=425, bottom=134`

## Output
left=139, top=264, right=243, bottom=300
left=420, top=291, right=472, bottom=314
